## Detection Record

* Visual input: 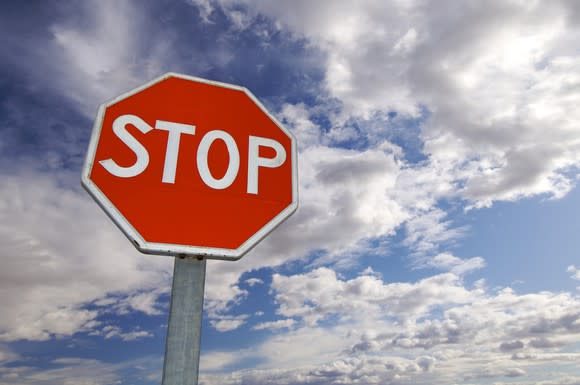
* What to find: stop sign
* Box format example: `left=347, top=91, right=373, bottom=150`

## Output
left=81, top=73, right=298, bottom=260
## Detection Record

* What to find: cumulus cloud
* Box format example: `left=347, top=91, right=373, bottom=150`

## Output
left=201, top=350, right=251, bottom=372
left=230, top=0, right=580, bottom=209
left=0, top=356, right=161, bottom=385
left=210, top=315, right=249, bottom=332
left=202, top=355, right=440, bottom=385
left=2, top=4, right=580, bottom=385
left=245, top=278, right=264, bottom=287
left=0, top=128, right=412, bottom=339
left=414, top=252, right=485, bottom=275
left=89, top=325, right=153, bottom=341
left=403, top=209, right=465, bottom=255
left=500, top=340, right=525, bottom=352
left=0, top=345, right=19, bottom=364
left=0, top=0, right=400, bottom=344
left=528, top=337, right=568, bottom=349
left=464, top=366, right=527, bottom=380
left=199, top=266, right=580, bottom=384
left=291, top=270, right=580, bottom=356
left=252, top=319, right=296, bottom=331
left=271, top=268, right=479, bottom=325
left=279, top=103, right=323, bottom=150
left=0, top=358, right=119, bottom=385
left=0, top=0, right=491, bottom=336
left=0, top=172, right=172, bottom=341
left=568, top=265, right=580, bottom=280
left=203, top=143, right=409, bottom=319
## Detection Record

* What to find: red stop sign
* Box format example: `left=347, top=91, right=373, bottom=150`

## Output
left=82, top=73, right=298, bottom=260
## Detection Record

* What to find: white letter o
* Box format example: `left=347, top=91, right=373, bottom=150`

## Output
left=196, top=130, right=240, bottom=189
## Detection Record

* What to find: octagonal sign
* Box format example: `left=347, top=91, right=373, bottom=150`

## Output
left=82, top=73, right=298, bottom=260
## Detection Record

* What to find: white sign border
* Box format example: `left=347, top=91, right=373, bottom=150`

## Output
left=81, top=72, right=298, bottom=261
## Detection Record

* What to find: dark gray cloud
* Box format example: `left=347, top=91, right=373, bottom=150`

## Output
left=500, top=340, right=525, bottom=352
left=0, top=0, right=325, bottom=174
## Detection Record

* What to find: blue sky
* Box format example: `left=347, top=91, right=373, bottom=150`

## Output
left=1, top=1, right=580, bottom=384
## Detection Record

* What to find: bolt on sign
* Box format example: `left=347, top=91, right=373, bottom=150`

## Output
left=82, top=73, right=298, bottom=260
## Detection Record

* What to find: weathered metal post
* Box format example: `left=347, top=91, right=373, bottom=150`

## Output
left=161, top=256, right=206, bottom=385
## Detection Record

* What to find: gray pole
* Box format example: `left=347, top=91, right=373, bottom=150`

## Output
left=162, top=256, right=206, bottom=385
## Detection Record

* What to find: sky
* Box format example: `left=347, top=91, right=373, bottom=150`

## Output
left=1, top=0, right=580, bottom=384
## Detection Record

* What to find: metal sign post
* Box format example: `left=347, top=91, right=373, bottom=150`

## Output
left=161, top=256, right=206, bottom=385
left=81, top=73, right=298, bottom=385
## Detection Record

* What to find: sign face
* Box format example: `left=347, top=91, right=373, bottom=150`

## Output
left=82, top=73, right=298, bottom=260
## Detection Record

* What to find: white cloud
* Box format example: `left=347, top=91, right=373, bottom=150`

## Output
left=253, top=319, right=295, bottom=331
left=294, top=145, right=405, bottom=248
left=402, top=209, right=466, bottom=255
left=253, top=324, right=360, bottom=370
left=414, top=252, right=485, bottom=275
left=90, top=325, right=153, bottom=341
left=534, top=377, right=580, bottom=385
left=189, top=0, right=215, bottom=22
left=113, top=288, right=170, bottom=316
left=0, top=356, right=162, bottom=385
left=201, top=350, right=249, bottom=372
left=11, top=1, right=208, bottom=122
left=231, top=0, right=580, bottom=209
left=203, top=143, right=409, bottom=320
left=245, top=278, right=264, bottom=287
left=315, top=272, right=580, bottom=354
left=3, top=2, right=580, bottom=385
left=0, top=0, right=488, bottom=334
left=464, top=366, right=527, bottom=380
left=271, top=268, right=479, bottom=325
left=0, top=172, right=172, bottom=341
left=568, top=265, right=580, bottom=281
left=210, top=315, right=249, bottom=332
left=199, top=265, right=580, bottom=384
left=499, top=340, right=525, bottom=352
left=0, top=345, right=19, bottom=364
left=279, top=103, right=322, bottom=150
left=0, top=142, right=411, bottom=338
left=4, top=0, right=580, bottom=362
left=201, top=356, right=434, bottom=385
left=48, top=2, right=157, bottom=116
left=0, top=358, right=119, bottom=385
